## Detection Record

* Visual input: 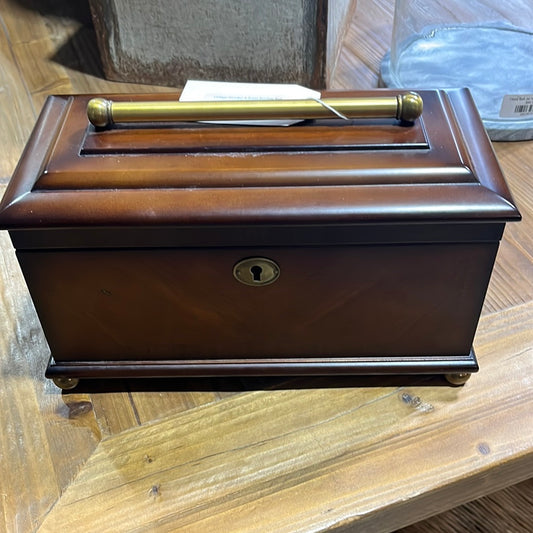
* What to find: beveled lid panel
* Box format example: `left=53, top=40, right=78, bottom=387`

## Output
left=0, top=89, right=521, bottom=229
left=33, top=90, right=475, bottom=190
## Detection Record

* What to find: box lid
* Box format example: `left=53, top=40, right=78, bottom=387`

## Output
left=0, top=89, right=520, bottom=246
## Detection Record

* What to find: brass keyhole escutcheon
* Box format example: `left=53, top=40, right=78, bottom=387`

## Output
left=233, top=257, right=280, bottom=286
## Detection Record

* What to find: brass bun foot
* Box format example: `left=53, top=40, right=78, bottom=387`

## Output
left=52, top=376, right=80, bottom=390
left=445, top=372, right=472, bottom=386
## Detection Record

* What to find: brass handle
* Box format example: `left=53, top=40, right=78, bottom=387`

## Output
left=87, top=92, right=423, bottom=128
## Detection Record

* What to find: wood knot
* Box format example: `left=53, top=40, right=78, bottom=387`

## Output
left=478, top=443, right=491, bottom=455
left=149, top=484, right=161, bottom=499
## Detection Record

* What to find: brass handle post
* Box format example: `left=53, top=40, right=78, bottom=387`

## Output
left=87, top=92, right=423, bottom=128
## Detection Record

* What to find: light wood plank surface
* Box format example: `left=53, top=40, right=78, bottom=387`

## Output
left=0, top=1, right=531, bottom=531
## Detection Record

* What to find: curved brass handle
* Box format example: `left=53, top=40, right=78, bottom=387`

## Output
left=87, top=92, right=423, bottom=128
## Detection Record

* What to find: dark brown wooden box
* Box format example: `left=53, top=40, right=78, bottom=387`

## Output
left=0, top=89, right=520, bottom=388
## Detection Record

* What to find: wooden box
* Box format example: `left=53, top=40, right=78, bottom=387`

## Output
left=0, top=89, right=520, bottom=388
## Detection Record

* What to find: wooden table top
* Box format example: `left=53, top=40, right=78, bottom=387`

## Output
left=0, top=1, right=531, bottom=531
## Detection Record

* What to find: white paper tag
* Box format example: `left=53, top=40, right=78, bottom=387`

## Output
left=179, top=80, right=321, bottom=126
left=499, top=94, right=533, bottom=118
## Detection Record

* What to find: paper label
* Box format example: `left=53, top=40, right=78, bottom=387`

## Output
left=179, top=80, right=321, bottom=126
left=499, top=94, right=533, bottom=118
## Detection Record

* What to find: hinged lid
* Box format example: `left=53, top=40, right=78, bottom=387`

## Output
left=0, top=89, right=520, bottom=247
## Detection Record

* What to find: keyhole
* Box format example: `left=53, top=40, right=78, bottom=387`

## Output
left=233, top=258, right=279, bottom=286
left=250, top=265, right=263, bottom=282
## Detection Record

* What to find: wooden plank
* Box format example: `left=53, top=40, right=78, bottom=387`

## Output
left=0, top=10, right=58, bottom=530
left=398, top=478, right=533, bottom=533
left=89, top=379, right=242, bottom=437
left=37, top=302, right=533, bottom=532
left=0, top=0, right=75, bottom=111
left=0, top=230, right=101, bottom=531
left=494, top=142, right=533, bottom=257
left=89, top=384, right=142, bottom=437
left=482, top=142, right=533, bottom=313
left=0, top=6, right=37, bottom=178
left=129, top=379, right=239, bottom=427
left=332, top=0, right=395, bottom=89
left=483, top=237, right=533, bottom=314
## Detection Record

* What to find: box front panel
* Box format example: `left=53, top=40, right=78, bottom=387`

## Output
left=17, top=243, right=498, bottom=362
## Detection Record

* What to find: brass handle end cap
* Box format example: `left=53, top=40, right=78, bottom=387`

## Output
left=87, top=97, right=112, bottom=128
left=397, top=92, right=423, bottom=122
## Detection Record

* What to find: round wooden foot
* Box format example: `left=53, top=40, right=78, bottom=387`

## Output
left=445, top=372, right=471, bottom=386
left=52, top=376, right=80, bottom=390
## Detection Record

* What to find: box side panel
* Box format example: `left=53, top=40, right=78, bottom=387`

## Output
left=17, top=243, right=498, bottom=362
